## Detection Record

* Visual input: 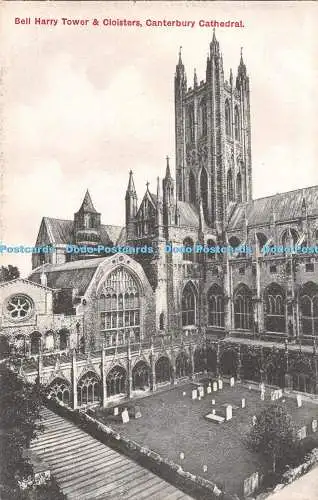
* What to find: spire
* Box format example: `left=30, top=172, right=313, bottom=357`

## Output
left=237, top=46, right=247, bottom=87
left=165, top=155, right=172, bottom=180
left=229, top=68, right=233, bottom=87
left=178, top=45, right=182, bottom=65
left=126, top=170, right=136, bottom=196
left=175, top=45, right=187, bottom=87
left=210, top=28, right=219, bottom=56
left=193, top=68, right=198, bottom=88
left=79, top=189, right=97, bottom=213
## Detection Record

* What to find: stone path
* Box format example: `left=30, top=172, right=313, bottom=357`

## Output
left=30, top=408, right=194, bottom=500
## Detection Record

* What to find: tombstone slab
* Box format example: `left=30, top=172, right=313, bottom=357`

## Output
left=241, top=398, right=246, bottom=409
left=192, top=389, right=197, bottom=400
left=134, top=405, right=142, bottom=419
left=230, top=377, right=235, bottom=387
left=207, top=386, right=212, bottom=394
left=121, top=409, right=129, bottom=424
left=296, top=394, right=302, bottom=408
left=212, top=382, right=218, bottom=392
left=113, top=407, right=119, bottom=416
left=225, top=405, right=232, bottom=421
left=218, top=379, right=223, bottom=390
left=312, top=419, right=317, bottom=433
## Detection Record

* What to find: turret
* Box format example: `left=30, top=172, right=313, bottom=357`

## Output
left=125, top=170, right=138, bottom=240
left=74, top=190, right=101, bottom=246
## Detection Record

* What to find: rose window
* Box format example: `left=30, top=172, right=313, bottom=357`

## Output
left=6, top=294, right=33, bottom=321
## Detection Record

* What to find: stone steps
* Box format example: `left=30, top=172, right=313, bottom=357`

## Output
left=31, top=408, right=194, bottom=500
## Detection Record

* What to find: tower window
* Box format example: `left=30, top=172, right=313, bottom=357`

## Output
left=225, top=100, right=231, bottom=137
left=234, top=106, right=240, bottom=141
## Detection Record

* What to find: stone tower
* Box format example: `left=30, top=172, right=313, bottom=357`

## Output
left=174, top=31, right=252, bottom=233
left=74, top=190, right=101, bottom=246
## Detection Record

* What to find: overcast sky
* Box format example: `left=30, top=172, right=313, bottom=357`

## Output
left=1, top=1, right=317, bottom=277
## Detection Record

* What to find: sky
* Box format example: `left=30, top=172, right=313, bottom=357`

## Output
left=0, top=1, right=317, bottom=277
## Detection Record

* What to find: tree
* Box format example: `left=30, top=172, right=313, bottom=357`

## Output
left=0, top=365, right=43, bottom=498
left=0, top=265, right=20, bottom=282
left=245, top=404, right=299, bottom=473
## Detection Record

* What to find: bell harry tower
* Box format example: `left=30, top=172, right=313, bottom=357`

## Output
left=174, top=31, right=252, bottom=233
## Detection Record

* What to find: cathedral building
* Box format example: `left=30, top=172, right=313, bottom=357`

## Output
left=1, top=33, right=317, bottom=402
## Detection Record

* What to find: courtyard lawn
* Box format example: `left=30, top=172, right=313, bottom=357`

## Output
left=96, top=382, right=318, bottom=496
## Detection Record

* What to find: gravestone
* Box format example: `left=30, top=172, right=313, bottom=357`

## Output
left=121, top=409, right=129, bottom=424
left=230, top=377, right=235, bottom=387
left=212, top=399, right=215, bottom=405
left=248, top=385, right=252, bottom=390
left=213, top=381, right=218, bottom=392
left=179, top=452, right=185, bottom=460
left=218, top=379, right=223, bottom=390
left=270, top=391, right=275, bottom=401
left=134, top=405, right=142, bottom=419
left=260, top=383, right=265, bottom=392
left=297, top=426, right=307, bottom=440
left=113, top=407, right=119, bottom=416
left=192, top=389, right=197, bottom=400
left=252, top=415, right=257, bottom=426
left=183, top=391, right=186, bottom=396
left=241, top=398, right=246, bottom=409
left=203, top=465, right=208, bottom=473
left=225, top=405, right=232, bottom=421
left=198, top=386, right=204, bottom=398
left=212, top=409, right=216, bottom=415
left=207, top=385, right=212, bottom=394
left=312, top=419, right=317, bottom=433
left=296, top=394, right=302, bottom=408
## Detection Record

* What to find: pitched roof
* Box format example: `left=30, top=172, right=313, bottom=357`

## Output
left=29, top=257, right=109, bottom=294
left=228, top=185, right=318, bottom=230
left=178, top=202, right=200, bottom=227
left=77, top=190, right=98, bottom=214
left=42, top=218, right=125, bottom=246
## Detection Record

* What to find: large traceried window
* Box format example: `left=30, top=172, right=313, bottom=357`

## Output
left=99, top=267, right=141, bottom=346
left=234, top=285, right=253, bottom=330
left=300, top=282, right=318, bottom=336
left=264, top=284, right=286, bottom=333
left=182, top=282, right=197, bottom=326
left=208, top=284, right=224, bottom=327
left=77, top=371, right=100, bottom=406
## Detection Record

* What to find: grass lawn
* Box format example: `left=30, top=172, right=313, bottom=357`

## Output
left=96, top=382, right=318, bottom=496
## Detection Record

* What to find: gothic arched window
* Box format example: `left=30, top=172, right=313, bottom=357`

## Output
left=206, top=239, right=217, bottom=260
left=183, top=237, right=194, bottom=262
left=227, top=170, right=234, bottom=202
left=189, top=170, right=196, bottom=204
left=300, top=282, right=318, bottom=336
left=225, top=100, right=231, bottom=137
left=200, top=168, right=208, bottom=221
left=236, top=172, right=242, bottom=202
left=106, top=366, right=127, bottom=396
left=207, top=285, right=224, bottom=327
left=234, top=106, right=240, bottom=141
left=99, top=267, right=141, bottom=346
left=264, top=284, right=286, bottom=333
left=281, top=228, right=299, bottom=247
left=187, top=105, right=195, bottom=143
left=200, top=99, right=207, bottom=137
left=77, top=371, right=100, bottom=406
left=47, top=378, right=70, bottom=405
left=234, top=285, right=253, bottom=330
left=182, top=282, right=197, bottom=326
